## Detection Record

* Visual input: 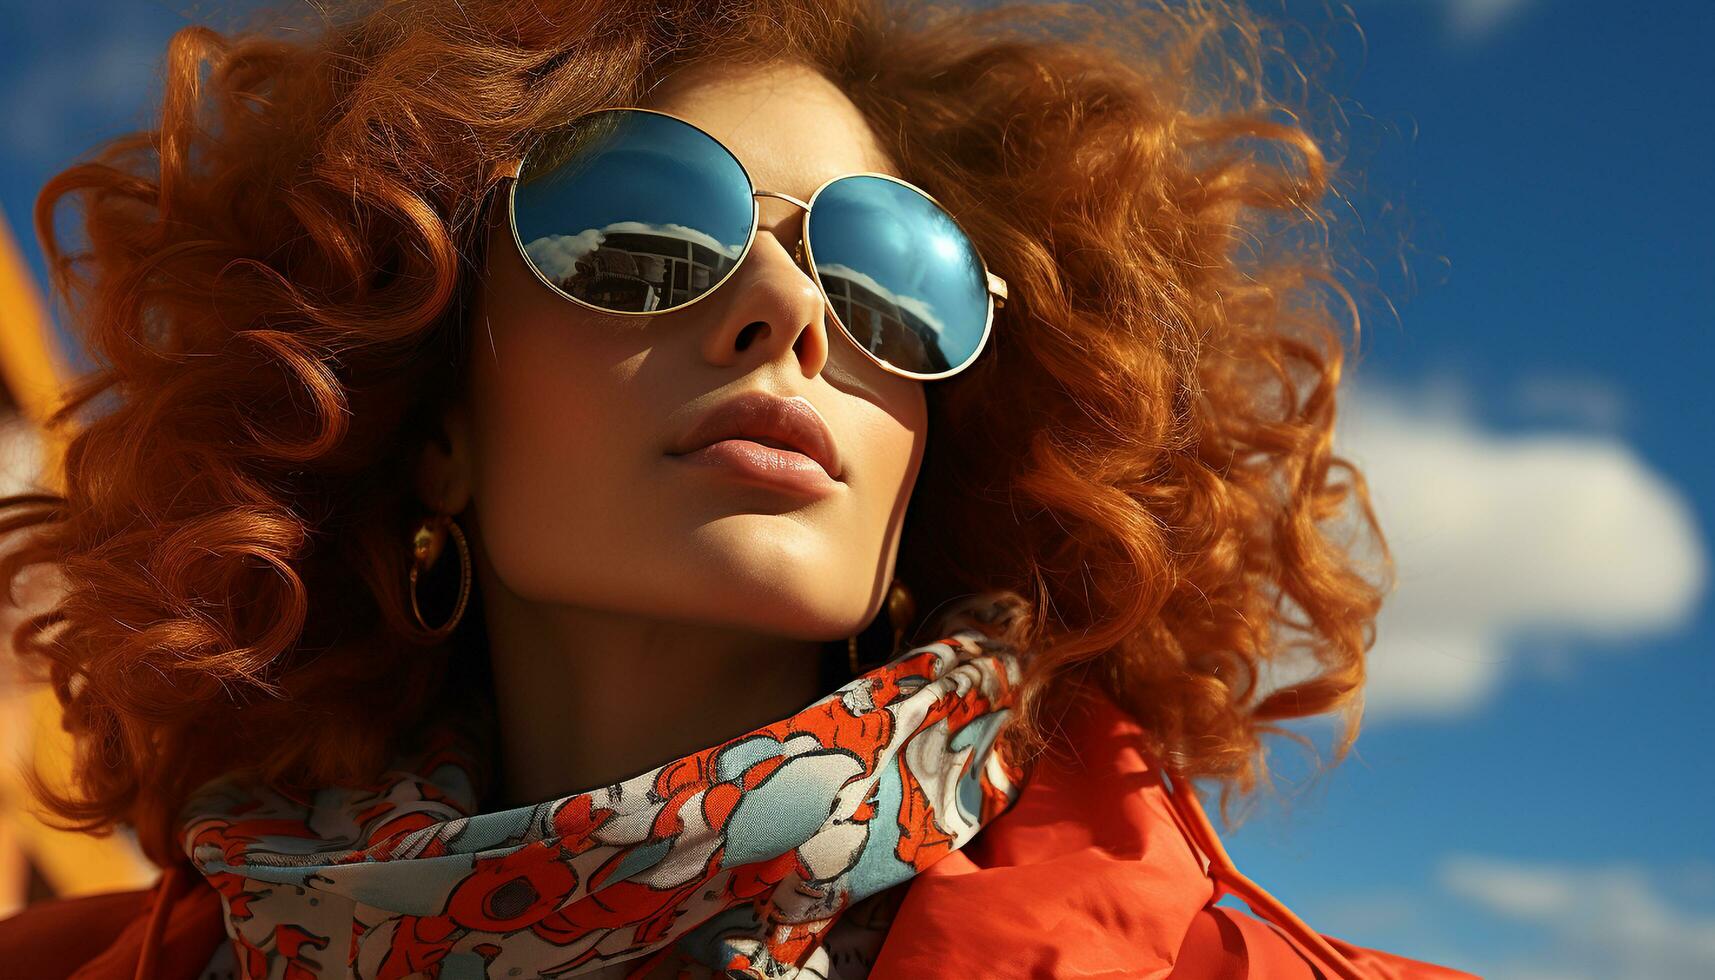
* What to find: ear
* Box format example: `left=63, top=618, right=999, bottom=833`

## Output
left=415, top=397, right=475, bottom=516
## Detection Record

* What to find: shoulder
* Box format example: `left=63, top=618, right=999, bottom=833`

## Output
left=0, top=886, right=155, bottom=977
left=867, top=678, right=1212, bottom=975
left=868, top=680, right=1485, bottom=979
left=0, top=861, right=228, bottom=980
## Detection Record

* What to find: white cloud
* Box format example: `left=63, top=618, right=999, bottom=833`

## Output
left=1511, top=373, right=1632, bottom=431
left=521, top=221, right=745, bottom=288
left=1259, top=373, right=1707, bottom=719
left=1353, top=0, right=1540, bottom=46
left=1444, top=0, right=1538, bottom=43
left=1440, top=854, right=1715, bottom=979
left=815, top=261, right=952, bottom=339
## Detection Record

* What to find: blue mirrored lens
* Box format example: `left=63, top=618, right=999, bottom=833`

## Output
left=511, top=109, right=753, bottom=313
left=805, top=175, right=991, bottom=377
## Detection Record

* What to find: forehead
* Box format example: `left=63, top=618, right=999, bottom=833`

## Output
left=638, top=61, right=900, bottom=199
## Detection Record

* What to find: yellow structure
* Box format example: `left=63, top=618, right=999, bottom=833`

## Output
left=0, top=202, right=158, bottom=917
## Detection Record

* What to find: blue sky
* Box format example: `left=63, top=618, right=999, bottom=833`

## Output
left=1, top=1, right=1710, bottom=976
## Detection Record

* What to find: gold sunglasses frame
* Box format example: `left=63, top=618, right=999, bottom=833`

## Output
left=489, top=106, right=1007, bottom=382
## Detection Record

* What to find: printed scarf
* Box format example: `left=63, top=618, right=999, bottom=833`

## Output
left=178, top=595, right=1030, bottom=979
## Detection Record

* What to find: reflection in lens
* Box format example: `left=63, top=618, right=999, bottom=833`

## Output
left=806, top=175, right=990, bottom=377
left=511, top=110, right=754, bottom=313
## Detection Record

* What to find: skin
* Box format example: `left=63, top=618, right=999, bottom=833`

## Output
left=415, top=58, right=929, bottom=814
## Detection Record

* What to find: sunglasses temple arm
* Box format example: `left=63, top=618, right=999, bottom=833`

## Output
left=987, top=271, right=1008, bottom=309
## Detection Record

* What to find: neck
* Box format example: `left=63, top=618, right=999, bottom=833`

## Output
left=468, top=532, right=827, bottom=811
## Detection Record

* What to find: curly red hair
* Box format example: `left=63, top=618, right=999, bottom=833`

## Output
left=0, top=0, right=1394, bottom=867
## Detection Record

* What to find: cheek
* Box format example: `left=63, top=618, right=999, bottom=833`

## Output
left=852, top=382, right=929, bottom=517
left=822, top=337, right=930, bottom=504
left=462, top=296, right=641, bottom=596
left=466, top=212, right=620, bottom=523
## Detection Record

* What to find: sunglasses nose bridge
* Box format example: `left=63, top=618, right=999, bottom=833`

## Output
left=753, top=189, right=810, bottom=212
left=751, top=189, right=813, bottom=268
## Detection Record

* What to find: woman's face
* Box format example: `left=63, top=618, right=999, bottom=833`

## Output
left=423, top=59, right=928, bottom=639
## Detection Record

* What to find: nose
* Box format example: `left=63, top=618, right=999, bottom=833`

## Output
left=696, top=193, right=833, bottom=379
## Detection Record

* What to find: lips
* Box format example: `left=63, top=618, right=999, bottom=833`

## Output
left=668, top=391, right=843, bottom=481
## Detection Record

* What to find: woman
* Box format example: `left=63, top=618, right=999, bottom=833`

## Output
left=0, top=0, right=1481, bottom=977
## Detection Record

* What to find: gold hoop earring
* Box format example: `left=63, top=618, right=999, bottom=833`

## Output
left=848, top=577, right=916, bottom=675
left=410, top=511, right=472, bottom=639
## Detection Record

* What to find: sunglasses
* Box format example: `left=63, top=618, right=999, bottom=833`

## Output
left=490, top=107, right=1007, bottom=381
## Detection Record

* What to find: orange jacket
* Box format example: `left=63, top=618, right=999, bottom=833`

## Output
left=0, top=684, right=1481, bottom=979
left=865, top=684, right=1480, bottom=979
